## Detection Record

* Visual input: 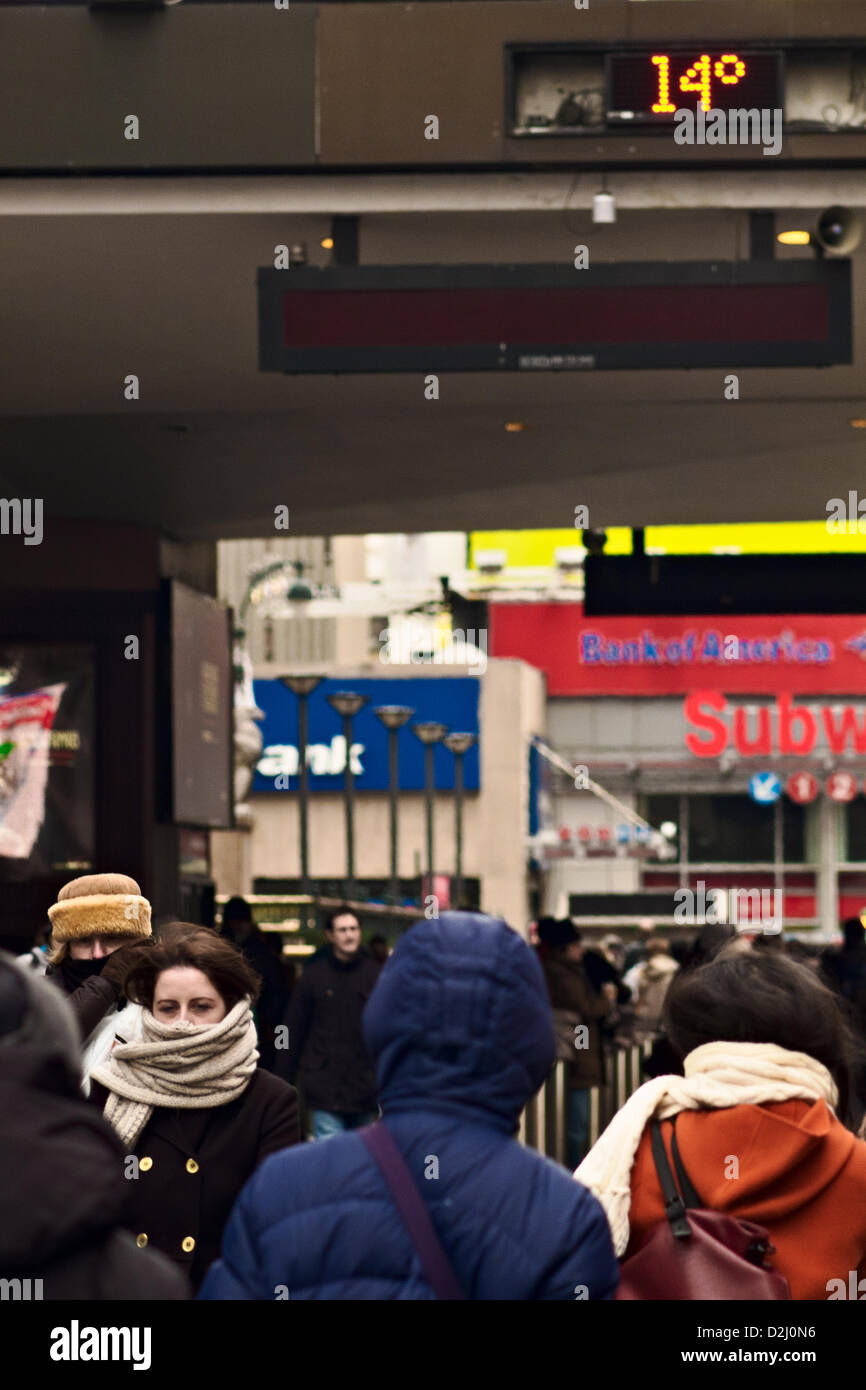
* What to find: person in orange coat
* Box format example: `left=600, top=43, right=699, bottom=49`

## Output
left=577, top=949, right=866, bottom=1300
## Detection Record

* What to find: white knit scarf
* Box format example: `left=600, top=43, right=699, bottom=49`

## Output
left=90, top=997, right=259, bottom=1149
left=574, top=1041, right=838, bottom=1258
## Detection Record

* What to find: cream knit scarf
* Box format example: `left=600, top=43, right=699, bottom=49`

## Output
left=90, top=997, right=259, bottom=1149
left=574, top=1041, right=838, bottom=1258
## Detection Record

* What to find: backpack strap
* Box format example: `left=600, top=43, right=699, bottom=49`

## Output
left=670, top=1117, right=702, bottom=1210
left=649, top=1119, right=691, bottom=1240
left=359, top=1122, right=466, bottom=1301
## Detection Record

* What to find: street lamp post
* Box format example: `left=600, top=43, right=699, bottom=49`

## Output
left=412, top=721, right=449, bottom=897
left=326, top=691, right=369, bottom=900
left=444, top=732, right=476, bottom=908
left=279, top=675, right=324, bottom=922
left=373, top=705, right=415, bottom=904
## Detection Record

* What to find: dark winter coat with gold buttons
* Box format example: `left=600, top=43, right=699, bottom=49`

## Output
left=90, top=1068, right=299, bottom=1290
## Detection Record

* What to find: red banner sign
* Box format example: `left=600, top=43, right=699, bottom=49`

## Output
left=489, top=604, right=866, bottom=696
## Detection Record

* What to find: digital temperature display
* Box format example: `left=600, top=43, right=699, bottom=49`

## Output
left=607, top=50, right=783, bottom=124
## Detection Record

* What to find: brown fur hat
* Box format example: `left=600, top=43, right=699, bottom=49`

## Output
left=47, top=873, right=153, bottom=943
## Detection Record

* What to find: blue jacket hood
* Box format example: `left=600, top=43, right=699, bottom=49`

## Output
left=363, top=913, right=555, bottom=1133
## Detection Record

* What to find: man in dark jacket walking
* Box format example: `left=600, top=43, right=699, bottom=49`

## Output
left=200, top=912, right=619, bottom=1300
left=281, top=905, right=381, bottom=1139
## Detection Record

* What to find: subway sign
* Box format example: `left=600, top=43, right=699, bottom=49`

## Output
left=684, top=690, right=866, bottom=758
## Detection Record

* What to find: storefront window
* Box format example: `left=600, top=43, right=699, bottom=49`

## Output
left=688, top=794, right=774, bottom=863
left=845, top=801, right=866, bottom=862
left=643, top=792, right=808, bottom=865
left=643, top=794, right=680, bottom=862
left=782, top=799, right=806, bottom=863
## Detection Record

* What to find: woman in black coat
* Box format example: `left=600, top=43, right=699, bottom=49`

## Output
left=89, top=925, right=300, bottom=1291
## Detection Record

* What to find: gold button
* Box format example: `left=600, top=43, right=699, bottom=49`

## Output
left=139, top=1157, right=153, bottom=1172
left=186, top=1158, right=199, bottom=1174
left=136, top=1233, right=148, bottom=1248
left=181, top=1236, right=196, bottom=1253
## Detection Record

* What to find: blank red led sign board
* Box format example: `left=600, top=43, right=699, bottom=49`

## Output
left=257, top=261, right=851, bottom=374
left=606, top=49, right=783, bottom=124
left=258, top=261, right=856, bottom=375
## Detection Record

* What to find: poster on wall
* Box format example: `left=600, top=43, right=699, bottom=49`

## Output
left=0, top=645, right=95, bottom=880
left=170, top=582, right=233, bottom=829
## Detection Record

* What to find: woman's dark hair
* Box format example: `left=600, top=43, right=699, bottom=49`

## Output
left=669, top=938, right=693, bottom=970
left=663, top=950, right=864, bottom=1128
left=122, top=924, right=261, bottom=1012
left=751, top=931, right=785, bottom=952
left=685, top=922, right=737, bottom=969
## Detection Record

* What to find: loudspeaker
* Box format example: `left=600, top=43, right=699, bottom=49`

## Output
left=814, top=207, right=862, bottom=257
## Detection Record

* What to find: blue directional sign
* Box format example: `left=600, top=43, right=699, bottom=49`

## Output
left=748, top=771, right=782, bottom=805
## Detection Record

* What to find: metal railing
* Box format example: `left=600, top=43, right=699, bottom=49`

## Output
left=519, top=1042, right=653, bottom=1166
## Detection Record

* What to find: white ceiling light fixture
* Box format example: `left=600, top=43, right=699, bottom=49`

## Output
left=554, top=546, right=585, bottom=572
left=474, top=549, right=508, bottom=575
left=592, top=177, right=617, bottom=223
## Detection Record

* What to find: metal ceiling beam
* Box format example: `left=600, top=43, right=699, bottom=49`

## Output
left=2, top=170, right=866, bottom=217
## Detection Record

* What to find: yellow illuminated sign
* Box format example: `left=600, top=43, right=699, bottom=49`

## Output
left=469, top=529, right=631, bottom=570
left=468, top=522, right=866, bottom=570
left=646, top=522, right=866, bottom=555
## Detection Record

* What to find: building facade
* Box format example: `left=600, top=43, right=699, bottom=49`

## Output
left=493, top=602, right=866, bottom=939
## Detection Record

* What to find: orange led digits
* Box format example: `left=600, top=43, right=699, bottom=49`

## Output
left=679, top=53, right=713, bottom=112
left=714, top=54, right=746, bottom=86
left=651, top=54, right=677, bottom=114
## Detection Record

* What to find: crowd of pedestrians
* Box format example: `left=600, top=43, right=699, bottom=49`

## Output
left=4, top=870, right=866, bottom=1300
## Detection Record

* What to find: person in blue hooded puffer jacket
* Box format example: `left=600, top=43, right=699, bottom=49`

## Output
left=199, top=912, right=619, bottom=1300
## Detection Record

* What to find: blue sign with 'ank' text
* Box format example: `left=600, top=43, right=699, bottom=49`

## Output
left=251, top=677, right=480, bottom=794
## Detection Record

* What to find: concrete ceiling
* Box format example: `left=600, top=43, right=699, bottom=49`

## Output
left=2, top=179, right=865, bottom=540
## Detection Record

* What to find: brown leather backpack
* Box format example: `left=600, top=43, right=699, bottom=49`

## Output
left=615, top=1117, right=792, bottom=1300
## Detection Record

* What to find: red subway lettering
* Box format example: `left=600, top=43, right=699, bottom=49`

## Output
left=732, top=707, right=771, bottom=755
left=684, top=690, right=729, bottom=757
left=778, top=693, right=818, bottom=755
left=822, top=705, right=866, bottom=755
